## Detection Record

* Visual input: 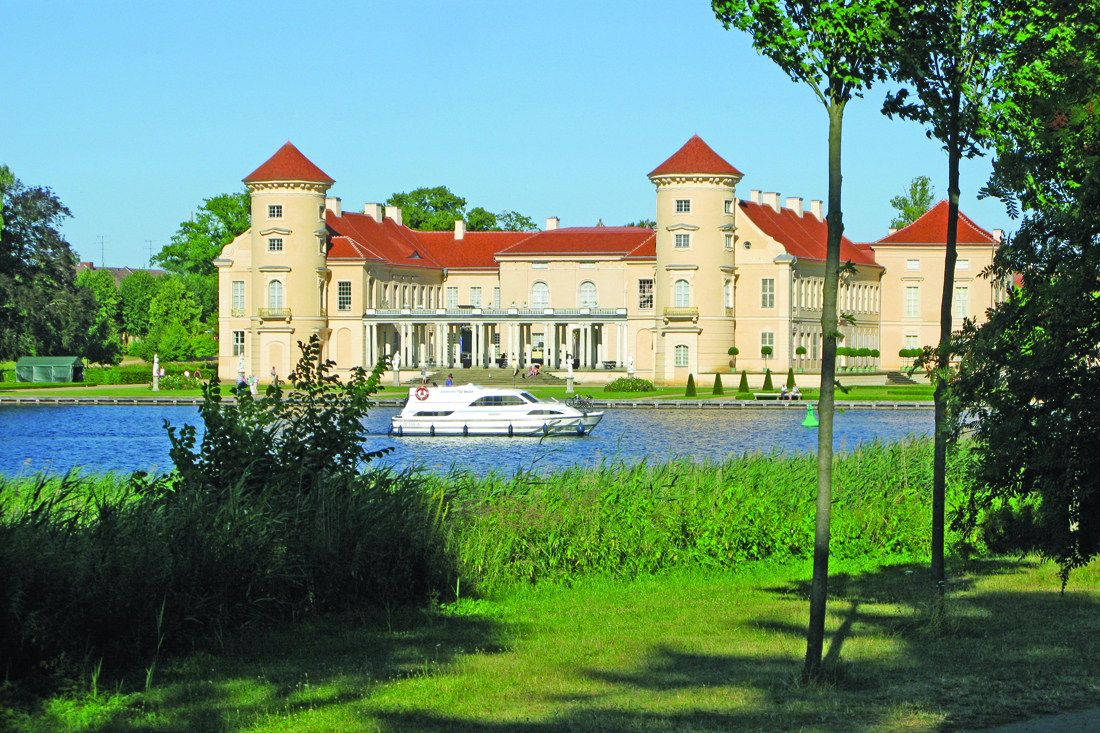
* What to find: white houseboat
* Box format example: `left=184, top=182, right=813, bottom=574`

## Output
left=390, top=385, right=603, bottom=437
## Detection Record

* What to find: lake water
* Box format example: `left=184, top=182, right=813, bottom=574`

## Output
left=0, top=405, right=934, bottom=478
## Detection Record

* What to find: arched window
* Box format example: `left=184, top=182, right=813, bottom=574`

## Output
left=268, top=280, right=284, bottom=310
left=723, top=279, right=733, bottom=309
left=674, top=279, right=690, bottom=308
left=532, top=281, right=550, bottom=308
left=579, top=281, right=597, bottom=307
left=674, top=344, right=689, bottom=367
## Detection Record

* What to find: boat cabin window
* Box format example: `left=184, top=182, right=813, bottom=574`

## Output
left=528, top=409, right=563, bottom=415
left=470, top=395, right=527, bottom=407
left=520, top=392, right=538, bottom=403
left=414, top=411, right=454, bottom=417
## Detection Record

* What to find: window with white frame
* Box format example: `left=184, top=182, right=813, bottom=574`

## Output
left=724, top=233, right=733, bottom=249
left=231, top=281, right=245, bottom=313
left=446, top=286, right=458, bottom=308
left=268, top=280, right=283, bottom=310
left=724, top=200, right=733, bottom=214
left=268, top=204, right=282, bottom=219
left=579, top=281, right=597, bottom=307
left=337, top=281, right=351, bottom=311
left=907, top=259, right=920, bottom=270
left=761, top=278, right=775, bottom=308
left=674, top=233, right=690, bottom=248
left=676, top=199, right=691, bottom=213
left=470, top=286, right=482, bottom=307
left=905, top=335, right=919, bottom=350
left=638, top=279, right=653, bottom=309
left=532, top=262, right=548, bottom=269
left=232, top=330, right=245, bottom=356
left=761, top=331, right=775, bottom=350
left=905, top=286, right=920, bottom=317
left=532, top=281, right=549, bottom=308
left=493, top=286, right=501, bottom=308
left=268, top=237, right=283, bottom=252
left=954, top=285, right=969, bottom=318
left=956, top=259, right=970, bottom=270
left=674, top=344, right=689, bottom=367
left=724, top=279, right=733, bottom=308
left=674, top=279, right=690, bottom=307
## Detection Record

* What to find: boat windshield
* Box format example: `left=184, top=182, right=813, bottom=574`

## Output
left=520, top=392, right=539, bottom=403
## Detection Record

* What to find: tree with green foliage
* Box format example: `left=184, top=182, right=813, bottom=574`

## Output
left=75, top=268, right=123, bottom=364
left=889, top=175, right=936, bottom=228
left=625, top=219, right=657, bottom=229
left=685, top=373, right=696, bottom=397
left=952, top=0, right=1100, bottom=586
left=883, top=0, right=1017, bottom=602
left=714, top=0, right=897, bottom=679
left=713, top=373, right=724, bottom=395
left=0, top=172, right=100, bottom=361
left=155, top=190, right=250, bottom=277
left=387, top=187, right=538, bottom=233
left=0, top=164, right=13, bottom=234
left=119, top=269, right=160, bottom=341
left=133, top=277, right=203, bottom=361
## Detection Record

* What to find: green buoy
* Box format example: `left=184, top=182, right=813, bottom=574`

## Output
left=802, top=403, right=819, bottom=427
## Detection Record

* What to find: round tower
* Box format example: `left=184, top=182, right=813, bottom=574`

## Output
left=648, top=135, right=742, bottom=385
left=242, top=142, right=334, bottom=382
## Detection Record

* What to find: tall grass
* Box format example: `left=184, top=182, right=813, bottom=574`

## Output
left=437, top=438, right=959, bottom=588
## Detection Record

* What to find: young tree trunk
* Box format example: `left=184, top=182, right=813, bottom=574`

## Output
left=932, top=85, right=962, bottom=604
left=805, top=99, right=846, bottom=680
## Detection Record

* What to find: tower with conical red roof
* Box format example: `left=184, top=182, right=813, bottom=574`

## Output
left=242, top=142, right=335, bottom=382
left=647, top=136, right=742, bottom=385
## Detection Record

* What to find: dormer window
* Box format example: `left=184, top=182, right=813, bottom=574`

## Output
left=268, top=204, right=283, bottom=219
left=676, top=199, right=691, bottom=213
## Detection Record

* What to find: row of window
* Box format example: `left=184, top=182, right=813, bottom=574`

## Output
left=673, top=199, right=738, bottom=215
left=906, top=258, right=970, bottom=270
left=670, top=233, right=735, bottom=249
left=905, top=285, right=970, bottom=318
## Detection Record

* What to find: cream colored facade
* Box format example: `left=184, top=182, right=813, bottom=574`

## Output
left=217, top=140, right=1002, bottom=385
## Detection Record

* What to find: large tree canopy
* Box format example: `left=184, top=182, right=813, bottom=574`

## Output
left=889, top=175, right=936, bottom=228
left=385, top=186, right=538, bottom=232
left=154, top=190, right=250, bottom=276
left=952, top=0, right=1100, bottom=585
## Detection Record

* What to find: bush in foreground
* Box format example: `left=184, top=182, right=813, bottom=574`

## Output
left=603, top=376, right=655, bottom=393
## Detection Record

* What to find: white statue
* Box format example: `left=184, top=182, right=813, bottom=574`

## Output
left=236, top=354, right=244, bottom=376
left=567, top=354, right=574, bottom=379
left=627, top=353, right=635, bottom=376
left=153, top=354, right=160, bottom=377
left=392, top=351, right=401, bottom=370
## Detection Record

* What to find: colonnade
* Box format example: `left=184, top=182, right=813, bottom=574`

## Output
left=363, top=319, right=630, bottom=370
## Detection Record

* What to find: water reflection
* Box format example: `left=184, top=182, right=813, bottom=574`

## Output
left=0, top=405, right=934, bottom=478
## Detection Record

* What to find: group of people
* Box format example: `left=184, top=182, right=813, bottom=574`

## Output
left=779, top=385, right=802, bottom=400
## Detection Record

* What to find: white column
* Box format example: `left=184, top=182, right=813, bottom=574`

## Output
left=597, top=324, right=606, bottom=367
left=618, top=323, right=625, bottom=367
left=582, top=324, right=591, bottom=368
left=451, top=325, right=459, bottom=368
left=473, top=322, right=481, bottom=367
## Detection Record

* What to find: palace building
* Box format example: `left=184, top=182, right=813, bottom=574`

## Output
left=216, top=137, right=1003, bottom=384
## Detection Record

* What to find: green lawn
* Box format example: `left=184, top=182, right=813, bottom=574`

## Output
left=9, top=556, right=1098, bottom=733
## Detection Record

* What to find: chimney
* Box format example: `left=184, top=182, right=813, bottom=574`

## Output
left=325, top=197, right=342, bottom=217
left=809, top=200, right=824, bottom=221
left=888, top=228, right=898, bottom=236
left=750, top=189, right=762, bottom=204
left=454, top=219, right=465, bottom=240
left=762, top=192, right=782, bottom=213
left=786, top=197, right=803, bottom=217
left=546, top=216, right=560, bottom=230
left=993, top=228, right=1003, bottom=242
left=387, top=206, right=403, bottom=226
left=364, top=203, right=383, bottom=222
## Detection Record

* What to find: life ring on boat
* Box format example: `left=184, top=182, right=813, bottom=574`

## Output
left=415, top=386, right=429, bottom=401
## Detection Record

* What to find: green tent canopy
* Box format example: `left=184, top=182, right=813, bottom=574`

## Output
left=15, top=356, right=85, bottom=383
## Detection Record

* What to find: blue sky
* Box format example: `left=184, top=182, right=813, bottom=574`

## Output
left=2, top=1, right=1008, bottom=269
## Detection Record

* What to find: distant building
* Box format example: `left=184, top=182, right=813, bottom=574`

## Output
left=75, top=262, right=166, bottom=287
left=216, top=139, right=1004, bottom=384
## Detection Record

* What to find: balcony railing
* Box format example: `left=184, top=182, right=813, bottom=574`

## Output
left=664, top=307, right=699, bottom=318
left=230, top=307, right=246, bottom=317
left=257, top=308, right=292, bottom=320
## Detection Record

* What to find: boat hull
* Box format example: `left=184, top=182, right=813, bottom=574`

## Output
left=390, top=411, right=603, bottom=437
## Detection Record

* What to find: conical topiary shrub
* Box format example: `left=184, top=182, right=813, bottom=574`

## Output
left=787, top=368, right=796, bottom=389
left=686, top=373, right=696, bottom=397
left=738, top=370, right=749, bottom=393
left=762, top=369, right=774, bottom=391
left=713, top=373, right=724, bottom=395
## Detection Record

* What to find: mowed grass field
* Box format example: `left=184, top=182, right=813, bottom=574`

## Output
left=12, top=555, right=1098, bottom=733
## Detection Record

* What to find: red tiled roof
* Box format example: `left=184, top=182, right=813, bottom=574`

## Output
left=738, top=200, right=879, bottom=267
left=325, top=212, right=442, bottom=268
left=648, top=135, right=743, bottom=178
left=496, top=227, right=657, bottom=257
left=876, top=200, right=996, bottom=245
left=243, top=142, right=335, bottom=184
left=414, top=230, right=537, bottom=269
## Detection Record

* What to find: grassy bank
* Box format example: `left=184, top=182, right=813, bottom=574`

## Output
left=4, top=556, right=1097, bottom=733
